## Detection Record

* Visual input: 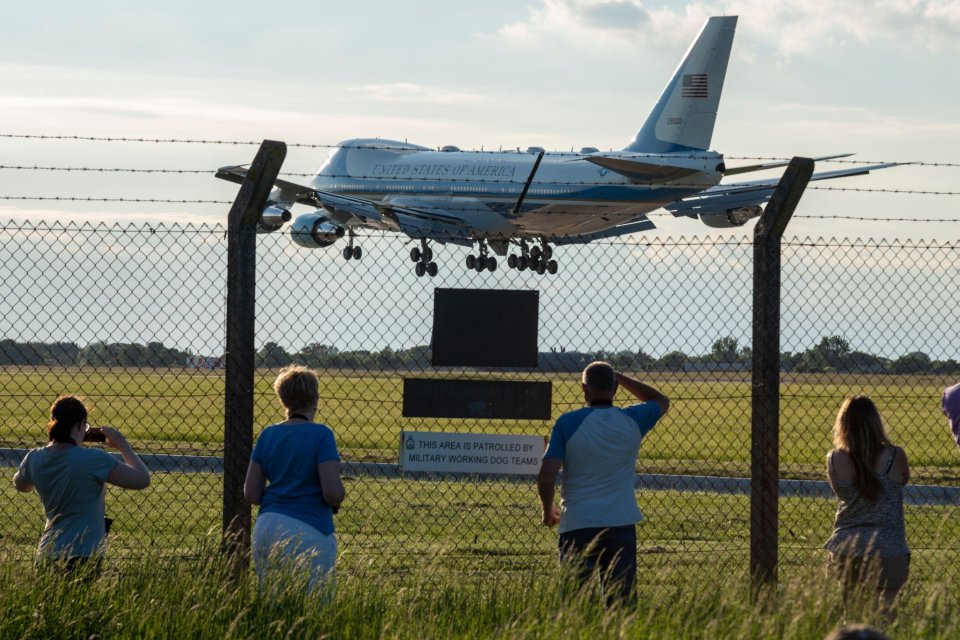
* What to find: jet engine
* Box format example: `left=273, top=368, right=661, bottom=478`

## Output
left=257, top=205, right=292, bottom=233
left=290, top=211, right=346, bottom=248
left=698, top=205, right=763, bottom=228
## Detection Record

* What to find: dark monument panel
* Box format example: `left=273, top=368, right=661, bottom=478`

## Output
left=402, top=378, right=552, bottom=420
left=431, top=288, right=538, bottom=368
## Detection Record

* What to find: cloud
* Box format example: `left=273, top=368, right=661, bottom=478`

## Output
left=497, top=0, right=960, bottom=54
left=767, top=103, right=960, bottom=138
left=0, top=83, right=472, bottom=144
left=579, top=1, right=652, bottom=29
left=341, top=83, right=488, bottom=105
left=498, top=0, right=700, bottom=49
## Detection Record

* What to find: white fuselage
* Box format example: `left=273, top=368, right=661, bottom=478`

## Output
left=310, top=139, right=723, bottom=239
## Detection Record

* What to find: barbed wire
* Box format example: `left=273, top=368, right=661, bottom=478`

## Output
left=790, top=214, right=959, bottom=223
left=0, top=226, right=955, bottom=251
left=806, top=186, right=959, bottom=195
left=0, top=166, right=956, bottom=196
left=0, top=165, right=211, bottom=174
left=2, top=134, right=958, bottom=167
left=1, top=195, right=957, bottom=223
left=0, top=196, right=231, bottom=204
left=782, top=239, right=960, bottom=249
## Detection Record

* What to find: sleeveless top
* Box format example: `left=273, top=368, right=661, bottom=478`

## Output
left=823, top=446, right=909, bottom=557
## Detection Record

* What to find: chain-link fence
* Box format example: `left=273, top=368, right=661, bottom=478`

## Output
left=0, top=221, right=957, bottom=583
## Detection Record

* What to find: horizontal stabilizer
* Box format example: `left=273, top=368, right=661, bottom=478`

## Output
left=668, top=161, right=904, bottom=218
left=723, top=154, right=854, bottom=176
left=584, top=156, right=701, bottom=183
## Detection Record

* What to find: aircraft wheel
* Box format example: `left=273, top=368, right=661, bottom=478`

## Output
left=507, top=254, right=517, bottom=269
left=342, top=247, right=353, bottom=260
left=352, top=246, right=362, bottom=260
left=410, top=247, right=421, bottom=262
left=426, top=262, right=438, bottom=277
left=536, top=261, right=547, bottom=275
left=466, top=255, right=476, bottom=270
left=475, top=259, right=485, bottom=272
left=517, top=257, right=527, bottom=271
left=415, top=262, right=426, bottom=277
left=547, top=259, right=558, bottom=274
left=486, top=257, right=497, bottom=272
left=423, top=248, right=433, bottom=263
left=543, top=246, right=553, bottom=260
left=530, top=246, right=542, bottom=260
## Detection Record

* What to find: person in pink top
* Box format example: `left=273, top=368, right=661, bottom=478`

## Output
left=942, top=383, right=960, bottom=449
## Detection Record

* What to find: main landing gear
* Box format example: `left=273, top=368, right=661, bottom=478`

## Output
left=507, top=240, right=558, bottom=275
left=410, top=239, right=438, bottom=277
left=465, top=241, right=497, bottom=273
left=341, top=230, right=362, bottom=261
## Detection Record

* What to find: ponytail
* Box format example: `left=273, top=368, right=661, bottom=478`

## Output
left=47, top=395, right=88, bottom=444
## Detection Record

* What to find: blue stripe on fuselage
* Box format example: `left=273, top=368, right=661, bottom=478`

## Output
left=311, top=177, right=700, bottom=205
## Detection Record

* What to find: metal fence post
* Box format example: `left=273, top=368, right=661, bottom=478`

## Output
left=751, top=157, right=814, bottom=585
left=223, top=140, right=286, bottom=561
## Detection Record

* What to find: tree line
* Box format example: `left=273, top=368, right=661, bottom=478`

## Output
left=2, top=336, right=954, bottom=374
left=0, top=340, right=191, bottom=367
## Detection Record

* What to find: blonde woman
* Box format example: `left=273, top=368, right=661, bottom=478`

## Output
left=824, top=396, right=910, bottom=612
left=244, top=366, right=345, bottom=595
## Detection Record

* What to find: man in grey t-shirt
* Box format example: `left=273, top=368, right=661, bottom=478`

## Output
left=537, top=361, right=669, bottom=606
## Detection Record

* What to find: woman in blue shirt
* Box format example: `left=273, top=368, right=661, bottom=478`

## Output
left=244, top=366, right=345, bottom=595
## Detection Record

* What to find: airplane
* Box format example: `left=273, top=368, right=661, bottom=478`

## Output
left=215, top=15, right=897, bottom=277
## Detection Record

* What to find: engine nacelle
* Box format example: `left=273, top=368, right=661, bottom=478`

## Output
left=698, top=205, right=763, bottom=228
left=290, top=211, right=346, bottom=248
left=257, top=205, right=292, bottom=233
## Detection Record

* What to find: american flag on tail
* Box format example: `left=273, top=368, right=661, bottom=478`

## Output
left=682, top=74, right=708, bottom=98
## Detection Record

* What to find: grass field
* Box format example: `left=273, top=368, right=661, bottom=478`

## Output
left=3, top=367, right=958, bottom=591
left=4, top=471, right=960, bottom=585
left=1, top=368, right=956, bottom=480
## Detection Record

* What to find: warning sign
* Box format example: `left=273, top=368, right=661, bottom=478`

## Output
left=399, top=431, right=546, bottom=475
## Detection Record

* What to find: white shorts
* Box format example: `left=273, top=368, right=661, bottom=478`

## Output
left=252, top=511, right=338, bottom=596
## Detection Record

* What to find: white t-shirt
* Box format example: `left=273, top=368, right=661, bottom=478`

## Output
left=543, top=403, right=662, bottom=534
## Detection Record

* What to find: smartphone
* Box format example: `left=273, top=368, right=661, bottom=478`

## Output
left=83, top=427, right=107, bottom=443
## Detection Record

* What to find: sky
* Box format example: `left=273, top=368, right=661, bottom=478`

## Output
left=2, top=0, right=959, bottom=241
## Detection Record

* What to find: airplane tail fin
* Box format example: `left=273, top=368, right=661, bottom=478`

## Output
left=625, top=16, right=737, bottom=154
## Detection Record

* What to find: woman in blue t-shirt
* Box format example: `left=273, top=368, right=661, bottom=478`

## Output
left=13, top=395, right=151, bottom=571
left=244, top=365, right=345, bottom=595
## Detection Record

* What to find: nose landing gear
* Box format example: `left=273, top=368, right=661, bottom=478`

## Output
left=341, top=230, right=362, bottom=260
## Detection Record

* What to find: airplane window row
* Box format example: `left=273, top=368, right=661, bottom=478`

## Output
left=330, top=184, right=574, bottom=196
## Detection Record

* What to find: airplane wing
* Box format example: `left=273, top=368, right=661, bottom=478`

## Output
left=216, top=165, right=481, bottom=244
left=216, top=165, right=320, bottom=207
left=666, top=162, right=901, bottom=219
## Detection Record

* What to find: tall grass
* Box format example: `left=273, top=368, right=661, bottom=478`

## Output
left=1, top=539, right=957, bottom=639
